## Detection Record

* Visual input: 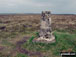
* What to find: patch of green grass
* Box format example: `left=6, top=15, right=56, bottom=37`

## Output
left=35, top=32, right=39, bottom=37
left=22, top=31, right=76, bottom=57
left=52, top=31, right=76, bottom=55
left=28, top=36, right=35, bottom=43
left=28, top=32, right=39, bottom=43
left=15, top=53, right=28, bottom=57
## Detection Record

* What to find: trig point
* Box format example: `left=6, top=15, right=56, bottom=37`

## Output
left=33, top=11, right=55, bottom=43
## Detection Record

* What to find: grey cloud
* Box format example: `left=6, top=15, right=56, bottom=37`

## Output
left=0, top=0, right=76, bottom=14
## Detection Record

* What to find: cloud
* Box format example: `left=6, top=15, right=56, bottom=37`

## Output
left=0, top=0, right=76, bottom=14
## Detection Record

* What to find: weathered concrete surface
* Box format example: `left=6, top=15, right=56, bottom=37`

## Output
left=39, top=11, right=52, bottom=38
left=33, top=33, right=55, bottom=43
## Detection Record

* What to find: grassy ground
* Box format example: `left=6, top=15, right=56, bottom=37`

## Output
left=21, top=30, right=76, bottom=57
left=0, top=27, right=76, bottom=57
left=0, top=30, right=76, bottom=57
left=0, top=14, right=76, bottom=57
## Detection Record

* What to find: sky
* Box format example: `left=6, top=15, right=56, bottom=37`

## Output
left=0, top=0, right=76, bottom=14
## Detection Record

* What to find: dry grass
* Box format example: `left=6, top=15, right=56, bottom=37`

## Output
left=0, top=14, right=76, bottom=57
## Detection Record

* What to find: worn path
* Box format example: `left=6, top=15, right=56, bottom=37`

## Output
left=16, top=36, right=43, bottom=57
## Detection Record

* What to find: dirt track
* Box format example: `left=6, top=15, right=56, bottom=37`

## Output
left=16, top=36, right=43, bottom=57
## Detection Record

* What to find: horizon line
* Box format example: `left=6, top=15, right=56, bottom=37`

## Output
left=0, top=13, right=76, bottom=15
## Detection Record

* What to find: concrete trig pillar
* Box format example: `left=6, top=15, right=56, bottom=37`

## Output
left=39, top=11, right=52, bottom=39
left=33, top=11, right=55, bottom=43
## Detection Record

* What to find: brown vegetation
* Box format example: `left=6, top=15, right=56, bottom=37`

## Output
left=0, top=14, right=76, bottom=32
